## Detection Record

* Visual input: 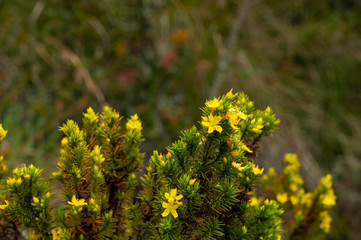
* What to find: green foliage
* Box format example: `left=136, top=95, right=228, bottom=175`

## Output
left=134, top=90, right=283, bottom=239
left=0, top=91, right=336, bottom=239
left=5, top=165, right=52, bottom=238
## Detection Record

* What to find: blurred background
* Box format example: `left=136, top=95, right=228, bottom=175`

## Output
left=0, top=0, right=360, bottom=239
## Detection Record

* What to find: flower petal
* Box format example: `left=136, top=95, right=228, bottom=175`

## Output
left=162, top=202, right=169, bottom=208
left=162, top=208, right=170, bottom=217
left=171, top=208, right=178, bottom=218
left=175, top=194, right=183, bottom=201
left=201, top=121, right=210, bottom=127
left=208, top=127, right=214, bottom=133
left=215, top=125, right=223, bottom=133
left=170, top=189, right=177, bottom=198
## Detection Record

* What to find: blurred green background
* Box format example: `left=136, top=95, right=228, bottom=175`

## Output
left=1, top=0, right=360, bottom=239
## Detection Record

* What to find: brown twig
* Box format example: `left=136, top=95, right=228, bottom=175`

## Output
left=46, top=37, right=108, bottom=108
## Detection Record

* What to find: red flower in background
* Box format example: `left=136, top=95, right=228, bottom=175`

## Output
left=117, top=68, right=137, bottom=85
left=161, top=50, right=177, bottom=69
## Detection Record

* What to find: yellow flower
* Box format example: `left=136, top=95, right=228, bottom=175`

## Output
left=201, top=113, right=223, bottom=134
left=61, top=137, right=68, bottom=146
left=16, top=178, right=22, bottom=184
left=189, top=179, right=196, bottom=185
left=158, top=154, right=166, bottom=167
left=93, top=145, right=101, bottom=155
left=93, top=204, right=99, bottom=212
left=320, top=174, right=333, bottom=189
left=289, top=183, right=298, bottom=192
left=251, top=125, right=263, bottom=134
left=241, top=143, right=253, bottom=153
left=165, top=189, right=183, bottom=202
left=162, top=198, right=182, bottom=218
left=249, top=197, right=259, bottom=207
left=284, top=154, right=299, bottom=167
left=162, top=189, right=183, bottom=218
left=231, top=150, right=240, bottom=157
left=126, top=114, right=142, bottom=131
left=51, top=228, right=63, bottom=240
left=84, top=107, right=99, bottom=123
left=33, top=196, right=40, bottom=204
left=29, top=231, right=39, bottom=240
left=0, top=124, right=8, bottom=141
left=237, top=111, right=247, bottom=120
left=319, top=211, right=332, bottom=233
left=322, top=189, right=336, bottom=207
left=206, top=98, right=221, bottom=110
left=0, top=200, right=9, bottom=210
left=290, top=195, right=298, bottom=206
left=13, top=168, right=19, bottom=175
left=252, top=165, right=264, bottom=175
left=226, top=89, right=234, bottom=98
left=226, top=112, right=239, bottom=129
left=232, top=162, right=245, bottom=172
left=68, top=195, right=87, bottom=207
left=276, top=192, right=288, bottom=204
left=6, top=177, right=15, bottom=185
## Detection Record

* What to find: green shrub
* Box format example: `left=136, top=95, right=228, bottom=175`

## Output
left=0, top=91, right=335, bottom=239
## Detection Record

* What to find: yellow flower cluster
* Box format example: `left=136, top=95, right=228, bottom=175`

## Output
left=319, top=175, right=336, bottom=208
left=202, top=90, right=252, bottom=135
left=319, top=211, right=332, bottom=233
left=262, top=154, right=336, bottom=235
left=91, top=145, right=105, bottom=165
left=83, top=107, right=99, bottom=124
left=262, top=154, right=304, bottom=208
left=8, top=164, right=42, bottom=187
left=161, top=189, right=183, bottom=218
left=232, top=162, right=264, bottom=176
left=316, top=175, right=336, bottom=233
left=0, top=156, right=7, bottom=182
left=126, top=114, right=142, bottom=131
left=6, top=176, right=22, bottom=186
left=88, top=198, right=100, bottom=212
left=249, top=118, right=264, bottom=134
